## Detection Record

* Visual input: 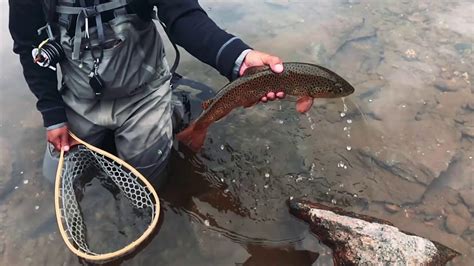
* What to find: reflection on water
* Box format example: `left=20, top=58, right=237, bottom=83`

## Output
left=0, top=0, right=473, bottom=265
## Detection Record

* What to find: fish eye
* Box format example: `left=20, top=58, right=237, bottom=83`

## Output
left=334, top=83, right=344, bottom=93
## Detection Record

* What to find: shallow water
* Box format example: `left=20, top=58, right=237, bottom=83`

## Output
left=1, top=0, right=473, bottom=265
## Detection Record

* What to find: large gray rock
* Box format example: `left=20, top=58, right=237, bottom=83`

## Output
left=289, top=199, right=459, bottom=265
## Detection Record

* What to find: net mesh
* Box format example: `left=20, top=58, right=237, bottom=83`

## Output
left=59, top=145, right=156, bottom=255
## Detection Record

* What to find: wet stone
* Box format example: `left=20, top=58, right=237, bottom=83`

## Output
left=433, top=78, right=467, bottom=92
left=454, top=204, right=472, bottom=221
left=289, top=199, right=459, bottom=264
left=454, top=43, right=472, bottom=55
left=446, top=192, right=460, bottom=205
left=467, top=102, right=474, bottom=111
left=384, top=203, right=401, bottom=213
left=460, top=190, right=474, bottom=210
left=462, top=127, right=474, bottom=138
left=446, top=214, right=469, bottom=235
left=347, top=0, right=361, bottom=4
left=407, top=12, right=428, bottom=23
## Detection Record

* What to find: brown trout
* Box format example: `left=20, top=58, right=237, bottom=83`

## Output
left=176, top=62, right=355, bottom=151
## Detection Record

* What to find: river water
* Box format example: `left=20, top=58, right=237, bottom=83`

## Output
left=0, top=0, right=473, bottom=265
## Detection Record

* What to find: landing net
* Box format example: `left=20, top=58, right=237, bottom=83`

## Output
left=54, top=132, right=160, bottom=262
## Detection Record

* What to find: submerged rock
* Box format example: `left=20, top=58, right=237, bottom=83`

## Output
left=384, top=203, right=402, bottom=213
left=289, top=199, right=459, bottom=265
left=445, top=214, right=469, bottom=235
left=460, top=190, right=474, bottom=210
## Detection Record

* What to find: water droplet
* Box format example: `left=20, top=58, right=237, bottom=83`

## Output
left=402, top=104, right=406, bottom=108
left=157, top=149, right=163, bottom=156
left=266, top=145, right=270, bottom=150
left=295, top=176, right=304, bottom=182
left=220, top=178, right=224, bottom=182
left=340, top=112, right=346, bottom=118
left=368, top=99, right=373, bottom=102
left=353, top=194, right=358, bottom=198
left=469, top=156, right=473, bottom=160
left=346, top=146, right=352, bottom=151
left=277, top=119, right=284, bottom=124
left=220, top=145, right=225, bottom=150
left=34, top=206, right=39, bottom=211
left=289, top=196, right=294, bottom=200
left=23, top=180, right=29, bottom=185
left=204, top=220, right=210, bottom=227
left=232, top=179, right=236, bottom=183
left=344, top=165, right=348, bottom=169
left=264, top=173, right=270, bottom=178
left=224, top=189, right=229, bottom=193
left=339, top=183, right=344, bottom=188
left=331, top=199, right=337, bottom=204
left=264, top=184, right=269, bottom=189
left=347, top=119, right=353, bottom=124
left=20, top=171, right=24, bottom=175
left=343, top=126, right=349, bottom=131
left=14, top=186, right=19, bottom=190
left=310, top=124, right=315, bottom=130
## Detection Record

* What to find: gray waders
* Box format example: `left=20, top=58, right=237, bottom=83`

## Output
left=42, top=0, right=183, bottom=187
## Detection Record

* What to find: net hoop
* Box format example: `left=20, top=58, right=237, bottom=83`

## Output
left=54, top=132, right=160, bottom=262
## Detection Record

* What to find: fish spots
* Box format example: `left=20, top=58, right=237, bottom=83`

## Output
left=202, top=99, right=214, bottom=110
left=180, top=62, right=354, bottom=150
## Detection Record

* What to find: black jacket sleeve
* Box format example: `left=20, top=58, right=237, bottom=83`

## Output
left=8, top=0, right=67, bottom=128
left=152, top=0, right=252, bottom=80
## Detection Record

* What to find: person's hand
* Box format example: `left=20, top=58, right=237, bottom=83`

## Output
left=239, top=50, right=286, bottom=102
left=47, top=125, right=78, bottom=152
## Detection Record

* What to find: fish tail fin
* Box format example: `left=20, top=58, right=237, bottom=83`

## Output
left=176, top=123, right=208, bottom=152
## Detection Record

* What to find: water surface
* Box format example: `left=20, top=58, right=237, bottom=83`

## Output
left=0, top=0, right=473, bottom=265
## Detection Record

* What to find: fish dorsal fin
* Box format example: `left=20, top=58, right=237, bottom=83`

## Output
left=242, top=65, right=269, bottom=76
left=201, top=98, right=215, bottom=110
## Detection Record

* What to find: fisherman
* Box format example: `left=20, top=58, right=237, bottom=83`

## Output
left=8, top=0, right=288, bottom=183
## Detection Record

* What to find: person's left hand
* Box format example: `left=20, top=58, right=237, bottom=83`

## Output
left=239, top=50, right=285, bottom=103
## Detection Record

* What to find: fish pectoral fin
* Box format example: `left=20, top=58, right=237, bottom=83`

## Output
left=296, top=96, right=314, bottom=113
left=201, top=99, right=215, bottom=110
left=242, top=65, right=269, bottom=76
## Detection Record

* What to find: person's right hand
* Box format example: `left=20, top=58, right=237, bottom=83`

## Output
left=47, top=125, right=76, bottom=152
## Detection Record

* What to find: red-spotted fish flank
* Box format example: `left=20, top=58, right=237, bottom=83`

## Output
left=176, top=62, right=355, bottom=152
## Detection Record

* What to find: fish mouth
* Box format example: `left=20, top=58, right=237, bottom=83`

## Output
left=340, top=87, right=355, bottom=97
left=332, top=81, right=355, bottom=97
left=337, top=84, right=355, bottom=97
